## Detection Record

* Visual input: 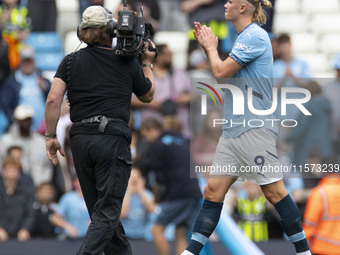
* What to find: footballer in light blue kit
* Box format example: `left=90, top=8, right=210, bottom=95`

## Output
left=182, top=1, right=311, bottom=255
left=224, top=22, right=278, bottom=138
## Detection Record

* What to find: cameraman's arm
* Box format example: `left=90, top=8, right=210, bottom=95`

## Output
left=45, top=78, right=66, bottom=165
left=137, top=40, right=156, bottom=103
left=138, top=67, right=155, bottom=103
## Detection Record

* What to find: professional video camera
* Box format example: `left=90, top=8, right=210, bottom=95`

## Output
left=113, top=0, right=156, bottom=58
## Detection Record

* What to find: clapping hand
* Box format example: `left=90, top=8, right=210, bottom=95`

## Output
left=193, top=22, right=218, bottom=52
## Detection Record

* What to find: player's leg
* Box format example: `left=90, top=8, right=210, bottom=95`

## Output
left=152, top=224, right=169, bottom=255
left=175, top=226, right=188, bottom=255
left=261, top=179, right=311, bottom=255
left=183, top=176, right=237, bottom=255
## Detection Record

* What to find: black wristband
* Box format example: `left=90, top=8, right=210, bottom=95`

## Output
left=45, top=133, right=57, bottom=139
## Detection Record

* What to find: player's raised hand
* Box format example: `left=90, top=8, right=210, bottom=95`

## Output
left=193, top=22, right=218, bottom=52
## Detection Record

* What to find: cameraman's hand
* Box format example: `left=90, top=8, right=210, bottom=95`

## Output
left=142, top=39, right=157, bottom=64
left=46, top=138, right=65, bottom=166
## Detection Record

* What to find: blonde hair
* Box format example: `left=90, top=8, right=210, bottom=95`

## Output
left=78, top=26, right=112, bottom=46
left=247, top=0, right=272, bottom=25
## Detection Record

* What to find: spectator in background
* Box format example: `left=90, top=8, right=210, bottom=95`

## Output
left=278, top=142, right=305, bottom=205
left=141, top=117, right=202, bottom=255
left=303, top=158, right=340, bottom=255
left=116, top=0, right=160, bottom=32
left=323, top=53, right=340, bottom=159
left=78, top=0, right=103, bottom=19
left=235, top=181, right=268, bottom=242
left=0, top=157, right=34, bottom=241
left=295, top=149, right=324, bottom=218
left=0, top=46, right=51, bottom=130
left=261, top=0, right=275, bottom=34
left=0, top=36, right=10, bottom=135
left=0, top=0, right=31, bottom=69
left=134, top=117, right=163, bottom=183
left=181, top=0, right=228, bottom=54
left=0, top=105, right=53, bottom=187
left=273, top=34, right=312, bottom=122
left=121, top=164, right=155, bottom=239
left=50, top=178, right=90, bottom=239
left=79, top=0, right=90, bottom=19
left=31, top=182, right=58, bottom=238
left=0, top=30, right=10, bottom=84
left=0, top=29, right=10, bottom=136
left=274, top=33, right=311, bottom=83
left=27, top=0, right=56, bottom=32
left=191, top=109, right=222, bottom=172
left=132, top=44, right=191, bottom=138
left=271, top=37, right=280, bottom=61
left=158, top=0, right=189, bottom=32
left=285, top=81, right=333, bottom=167
left=6, top=145, right=34, bottom=196
left=188, top=46, right=213, bottom=78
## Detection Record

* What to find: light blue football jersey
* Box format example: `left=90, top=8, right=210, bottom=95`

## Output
left=223, top=22, right=278, bottom=138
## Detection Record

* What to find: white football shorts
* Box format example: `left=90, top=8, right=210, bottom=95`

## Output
left=211, top=128, right=283, bottom=185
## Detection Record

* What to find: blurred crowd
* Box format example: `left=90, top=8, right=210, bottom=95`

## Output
left=0, top=0, right=340, bottom=253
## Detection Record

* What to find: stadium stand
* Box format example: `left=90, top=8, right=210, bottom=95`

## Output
left=23, top=32, right=64, bottom=72
left=274, top=0, right=300, bottom=14
left=301, top=0, right=340, bottom=14
left=64, top=31, right=86, bottom=55
left=56, top=0, right=80, bottom=41
left=273, top=0, right=340, bottom=77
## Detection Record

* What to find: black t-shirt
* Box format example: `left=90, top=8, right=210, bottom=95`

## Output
left=55, top=46, right=151, bottom=124
left=145, top=131, right=202, bottom=201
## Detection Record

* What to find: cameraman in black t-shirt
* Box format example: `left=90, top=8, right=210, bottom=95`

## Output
left=44, top=5, right=156, bottom=255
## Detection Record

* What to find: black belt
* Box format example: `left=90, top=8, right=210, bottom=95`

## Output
left=74, top=115, right=117, bottom=133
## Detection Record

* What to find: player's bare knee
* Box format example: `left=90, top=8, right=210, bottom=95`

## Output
left=203, top=184, right=223, bottom=202
left=263, top=189, right=286, bottom=205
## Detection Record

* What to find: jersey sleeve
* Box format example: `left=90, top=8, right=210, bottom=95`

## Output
left=54, top=54, right=72, bottom=83
left=229, top=31, right=266, bottom=66
left=132, top=60, right=152, bottom=96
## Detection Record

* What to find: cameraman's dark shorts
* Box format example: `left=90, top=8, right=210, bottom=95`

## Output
left=155, top=199, right=201, bottom=228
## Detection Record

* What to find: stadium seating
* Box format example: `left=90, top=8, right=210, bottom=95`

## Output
left=273, top=0, right=340, bottom=77
left=56, top=0, right=79, bottom=41
left=301, top=0, right=340, bottom=14
left=64, top=31, right=86, bottom=55
left=104, top=0, right=121, bottom=11
left=319, top=34, right=340, bottom=54
left=297, top=53, right=331, bottom=73
left=310, top=14, right=340, bottom=34
left=275, top=0, right=300, bottom=14
left=24, top=32, right=63, bottom=53
left=273, top=14, right=308, bottom=34
left=34, top=52, right=64, bottom=71
left=291, top=33, right=318, bottom=54
left=55, top=0, right=78, bottom=12
left=24, top=32, right=64, bottom=71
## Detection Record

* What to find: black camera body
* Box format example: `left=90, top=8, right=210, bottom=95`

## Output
left=113, top=1, right=153, bottom=58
